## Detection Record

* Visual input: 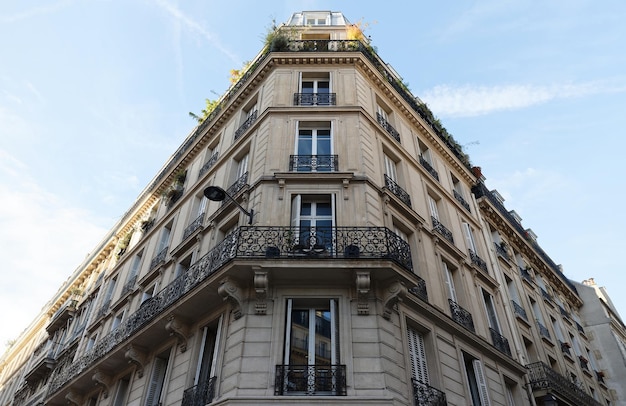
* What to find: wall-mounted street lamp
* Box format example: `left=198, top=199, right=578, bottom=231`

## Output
left=203, top=186, right=254, bottom=225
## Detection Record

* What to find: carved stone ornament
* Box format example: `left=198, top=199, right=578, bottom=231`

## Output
left=355, top=271, right=371, bottom=315
left=253, top=270, right=268, bottom=315
left=218, top=278, right=244, bottom=320
left=125, top=344, right=147, bottom=378
left=92, top=369, right=112, bottom=398
left=382, top=280, right=407, bottom=320
left=165, top=314, right=190, bottom=353
left=65, top=390, right=84, bottom=406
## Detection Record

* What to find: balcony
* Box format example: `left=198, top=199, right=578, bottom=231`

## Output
left=221, top=172, right=248, bottom=207
left=558, top=305, right=571, bottom=319
left=419, top=155, right=439, bottom=181
left=575, top=321, right=585, bottom=335
left=469, top=249, right=488, bottom=273
left=121, top=275, right=137, bottom=297
left=274, top=364, right=347, bottom=396
left=233, top=110, right=257, bottom=140
left=198, top=152, right=219, bottom=178
left=448, top=299, right=475, bottom=333
left=540, top=287, right=552, bottom=303
left=453, top=190, right=470, bottom=212
left=431, top=217, right=454, bottom=244
left=46, top=300, right=78, bottom=333
left=293, top=92, right=336, bottom=106
left=24, top=347, right=56, bottom=385
left=519, top=266, right=533, bottom=284
left=384, top=174, right=412, bottom=207
left=412, top=379, right=447, bottom=406
left=182, top=377, right=216, bottom=406
left=579, top=355, right=589, bottom=371
left=536, top=320, right=551, bottom=340
left=511, top=300, right=528, bottom=322
left=494, top=242, right=509, bottom=261
left=489, top=328, right=512, bottom=357
left=183, top=212, right=205, bottom=241
left=559, top=340, right=572, bottom=357
left=150, top=247, right=168, bottom=270
left=46, top=226, right=412, bottom=398
left=376, top=112, right=401, bottom=143
left=526, top=361, right=602, bottom=406
left=408, top=276, right=428, bottom=302
left=289, top=154, right=338, bottom=172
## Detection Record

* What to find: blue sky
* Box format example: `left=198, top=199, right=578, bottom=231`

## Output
left=1, top=0, right=625, bottom=348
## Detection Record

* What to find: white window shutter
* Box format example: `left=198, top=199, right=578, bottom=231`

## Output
left=145, top=357, right=167, bottom=406
left=472, top=360, right=490, bottom=406
left=463, top=222, right=477, bottom=252
left=443, top=262, right=457, bottom=302
left=407, top=327, right=429, bottom=385
left=428, top=196, right=439, bottom=220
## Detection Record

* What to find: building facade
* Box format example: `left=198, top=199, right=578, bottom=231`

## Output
left=0, top=11, right=618, bottom=406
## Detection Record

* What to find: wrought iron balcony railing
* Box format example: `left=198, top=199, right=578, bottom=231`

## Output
left=559, top=340, right=572, bottom=357
left=121, top=275, right=137, bottom=297
left=526, top=361, right=602, bottom=406
left=376, top=112, right=401, bottom=143
left=384, top=174, right=412, bottom=207
left=431, top=217, right=454, bottom=244
left=449, top=299, right=475, bottom=333
left=419, top=155, right=439, bottom=181
left=289, top=154, right=338, bottom=172
left=408, top=276, right=428, bottom=303
left=274, top=364, right=347, bottom=396
left=468, top=249, right=488, bottom=273
left=198, top=152, right=219, bottom=178
left=536, top=320, right=551, bottom=340
left=233, top=110, right=258, bottom=140
left=489, top=328, right=512, bottom=357
left=575, top=321, right=585, bottom=335
left=494, top=242, right=509, bottom=261
left=412, top=379, right=447, bottom=406
left=519, top=266, right=533, bottom=284
left=46, top=225, right=413, bottom=399
left=293, top=92, right=336, bottom=106
left=511, top=300, right=528, bottom=321
left=221, top=172, right=248, bottom=207
left=579, top=356, right=589, bottom=371
left=453, top=190, right=470, bottom=212
left=183, top=212, right=205, bottom=241
left=182, top=377, right=216, bottom=406
left=96, top=299, right=111, bottom=320
left=150, top=247, right=168, bottom=270
left=540, top=287, right=552, bottom=302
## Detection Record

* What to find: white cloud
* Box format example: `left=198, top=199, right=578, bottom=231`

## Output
left=421, top=81, right=626, bottom=117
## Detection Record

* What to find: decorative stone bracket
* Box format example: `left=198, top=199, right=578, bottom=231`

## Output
left=165, top=314, right=190, bottom=353
left=254, top=270, right=268, bottom=315
left=355, top=271, right=371, bottom=315
left=218, top=278, right=244, bottom=320
left=92, top=369, right=112, bottom=398
left=125, top=345, right=147, bottom=378
left=65, top=390, right=84, bottom=406
left=382, top=280, right=407, bottom=320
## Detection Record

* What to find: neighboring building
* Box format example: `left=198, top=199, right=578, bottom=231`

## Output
left=0, top=10, right=619, bottom=406
left=573, top=278, right=626, bottom=403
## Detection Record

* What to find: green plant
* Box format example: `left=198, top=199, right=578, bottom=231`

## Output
left=189, top=98, right=220, bottom=123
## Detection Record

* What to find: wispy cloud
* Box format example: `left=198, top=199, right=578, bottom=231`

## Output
left=420, top=81, right=626, bottom=117
left=0, top=0, right=73, bottom=23
left=154, top=0, right=240, bottom=65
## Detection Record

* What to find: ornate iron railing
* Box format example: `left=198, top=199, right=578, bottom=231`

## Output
left=411, top=379, right=447, bottom=406
left=376, top=112, right=401, bottom=142
left=559, top=340, right=572, bottom=357
left=121, top=275, right=137, bottom=296
left=293, top=92, right=336, bottom=106
left=419, top=155, right=439, bottom=181
left=408, top=276, right=428, bottom=302
left=198, top=152, right=219, bottom=178
left=221, top=172, right=248, bottom=207
left=183, top=213, right=205, bottom=241
left=540, top=287, right=553, bottom=302
left=150, top=247, right=168, bottom=270
left=289, top=154, right=338, bottom=172
left=489, top=328, right=512, bottom=357
left=526, top=362, right=602, bottom=406
left=274, top=364, right=347, bottom=396
left=453, top=190, right=470, bottom=212
left=469, top=249, right=488, bottom=273
left=519, top=266, right=533, bottom=284
left=233, top=110, right=258, bottom=140
left=575, top=321, right=585, bottom=335
left=494, top=242, right=509, bottom=260
left=95, top=299, right=111, bottom=320
left=537, top=320, right=551, bottom=340
left=579, top=356, right=589, bottom=371
left=384, top=174, right=412, bottom=207
left=449, top=299, right=475, bottom=333
left=431, top=217, right=454, bottom=244
left=511, top=300, right=528, bottom=321
left=181, top=377, right=216, bottom=406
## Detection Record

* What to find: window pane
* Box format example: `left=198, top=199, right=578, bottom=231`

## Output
left=315, top=310, right=332, bottom=365
left=302, top=82, right=314, bottom=93
left=317, top=81, right=330, bottom=93
left=290, top=309, right=309, bottom=365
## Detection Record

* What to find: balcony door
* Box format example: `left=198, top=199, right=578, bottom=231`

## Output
left=291, top=194, right=335, bottom=252
left=300, top=73, right=331, bottom=105
left=295, top=122, right=333, bottom=171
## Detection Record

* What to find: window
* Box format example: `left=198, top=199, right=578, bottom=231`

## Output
left=86, top=333, right=98, bottom=352
left=384, top=154, right=398, bottom=182
left=482, top=290, right=500, bottom=333
left=291, top=194, right=334, bottom=251
left=145, top=348, right=171, bottom=406
left=442, top=261, right=457, bottom=303
left=407, top=326, right=429, bottom=384
left=294, top=122, right=333, bottom=171
left=428, top=195, right=440, bottom=221
left=551, top=316, right=565, bottom=344
left=234, top=100, right=258, bottom=140
left=298, top=73, right=332, bottom=105
left=462, top=222, right=478, bottom=253
left=112, top=375, right=130, bottom=406
left=102, top=276, right=118, bottom=307
left=111, top=310, right=125, bottom=331
left=504, top=381, right=517, bottom=406
left=452, top=174, right=470, bottom=211
left=418, top=139, right=439, bottom=180
left=186, top=318, right=223, bottom=405
left=280, top=298, right=342, bottom=395
left=141, top=284, right=158, bottom=305
left=157, top=224, right=172, bottom=254
left=234, top=153, right=249, bottom=182
left=199, top=140, right=219, bottom=177
left=463, top=352, right=491, bottom=406
left=175, top=254, right=193, bottom=278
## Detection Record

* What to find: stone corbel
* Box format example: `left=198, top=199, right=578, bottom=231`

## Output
left=165, top=314, right=190, bottom=353
left=343, top=178, right=350, bottom=200
left=92, top=369, right=112, bottom=398
left=278, top=179, right=286, bottom=200
left=382, top=280, right=407, bottom=320
left=218, top=278, right=244, bottom=320
left=253, top=270, right=268, bottom=315
left=355, top=271, right=371, bottom=315
left=65, top=390, right=84, bottom=406
left=125, top=345, right=147, bottom=378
